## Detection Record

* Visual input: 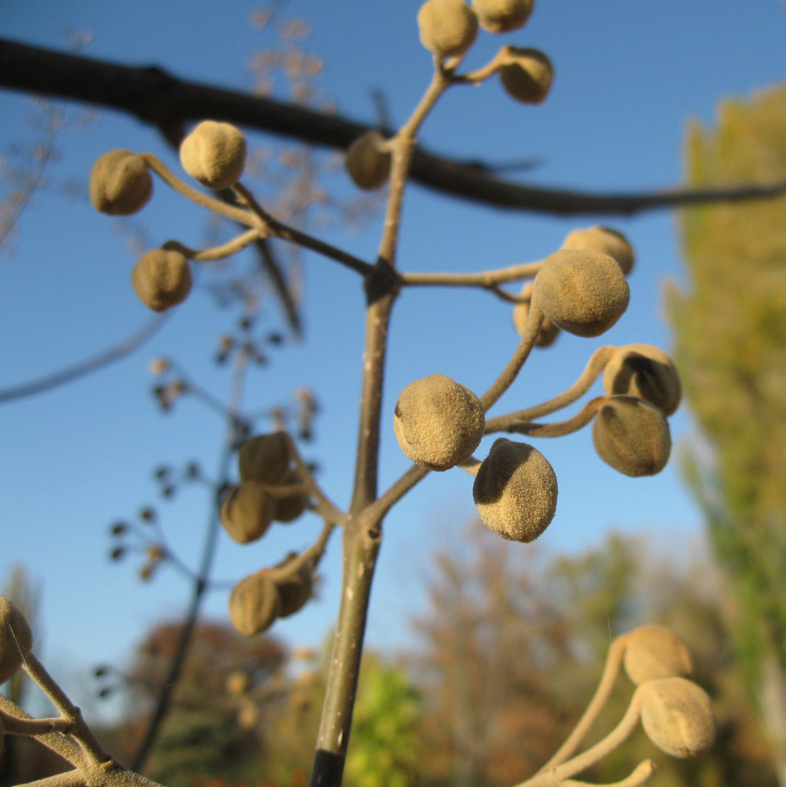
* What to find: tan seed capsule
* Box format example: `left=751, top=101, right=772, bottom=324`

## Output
left=219, top=483, right=275, bottom=544
left=131, top=248, right=192, bottom=312
left=345, top=131, right=391, bottom=191
left=229, top=571, right=281, bottom=636
left=273, top=470, right=309, bottom=524
left=641, top=677, right=716, bottom=758
left=89, top=150, right=153, bottom=216
left=603, top=344, right=681, bottom=416
left=592, top=396, right=671, bottom=477
left=498, top=48, right=553, bottom=105
left=418, top=0, right=479, bottom=59
left=624, top=625, right=692, bottom=685
left=471, top=0, right=532, bottom=33
left=0, top=597, right=33, bottom=684
left=512, top=298, right=560, bottom=347
left=238, top=433, right=290, bottom=485
left=277, top=570, right=313, bottom=618
left=473, top=438, right=558, bottom=542
left=180, top=120, right=247, bottom=190
left=534, top=249, right=630, bottom=337
left=394, top=374, right=485, bottom=471
left=561, top=226, right=635, bottom=275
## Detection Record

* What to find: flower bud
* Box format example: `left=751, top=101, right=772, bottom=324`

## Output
left=229, top=571, right=280, bottom=636
left=471, top=0, right=532, bottom=33
left=473, top=439, right=558, bottom=542
left=345, top=131, right=391, bottom=191
left=624, top=625, right=692, bottom=685
left=238, top=433, right=290, bottom=485
left=394, top=374, right=485, bottom=471
left=603, top=344, right=681, bottom=416
left=418, top=0, right=479, bottom=59
left=0, top=597, right=33, bottom=684
left=512, top=298, right=560, bottom=347
left=534, top=249, right=630, bottom=338
left=273, top=470, right=309, bottom=523
left=219, top=483, right=275, bottom=544
left=89, top=150, right=153, bottom=216
left=641, top=677, right=716, bottom=758
left=180, top=120, right=247, bottom=190
left=131, top=248, right=192, bottom=312
left=561, top=226, right=635, bottom=276
left=592, top=396, right=671, bottom=477
left=498, top=48, right=553, bottom=104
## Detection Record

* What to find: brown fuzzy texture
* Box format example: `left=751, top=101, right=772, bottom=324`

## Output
left=238, top=432, right=290, bottom=484
left=90, top=149, right=153, bottom=216
left=0, top=597, right=33, bottom=685
left=179, top=120, right=247, bottom=190
left=219, top=482, right=275, bottom=544
left=534, top=248, right=630, bottom=337
left=345, top=131, right=391, bottom=191
left=418, top=0, right=479, bottom=58
left=603, top=344, right=681, bottom=416
left=641, top=677, right=717, bottom=758
left=592, top=396, right=671, bottom=477
left=512, top=299, right=560, bottom=347
left=473, top=438, right=558, bottom=542
left=498, top=48, right=553, bottom=104
left=394, top=373, right=485, bottom=471
left=229, top=572, right=281, bottom=636
left=561, top=226, right=635, bottom=275
left=131, top=248, right=192, bottom=312
left=624, top=625, right=693, bottom=685
left=472, top=0, right=532, bottom=33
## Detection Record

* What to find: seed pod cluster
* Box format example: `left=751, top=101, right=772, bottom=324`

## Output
left=180, top=120, right=247, bottom=190
left=418, top=0, right=479, bottom=58
left=220, top=482, right=275, bottom=544
left=472, top=0, right=533, bottom=33
left=498, top=48, right=553, bottom=105
left=273, top=469, right=309, bottom=523
left=0, top=597, right=33, bottom=684
left=624, top=625, right=692, bottom=685
left=561, top=226, right=635, bottom=275
left=534, top=249, right=630, bottom=338
left=239, top=433, right=290, bottom=485
left=473, top=438, right=558, bottom=542
left=131, top=248, right=193, bottom=312
left=345, top=131, right=391, bottom=191
left=512, top=297, right=560, bottom=347
left=603, top=344, right=681, bottom=416
left=90, top=150, right=153, bottom=216
left=394, top=374, right=485, bottom=471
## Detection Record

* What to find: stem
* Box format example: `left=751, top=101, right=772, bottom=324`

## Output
left=162, top=229, right=261, bottom=262
left=561, top=760, right=656, bottom=787
left=506, top=396, right=605, bottom=438
left=399, top=259, right=543, bottom=287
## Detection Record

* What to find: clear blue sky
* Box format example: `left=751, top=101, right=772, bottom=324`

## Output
left=2, top=1, right=785, bottom=715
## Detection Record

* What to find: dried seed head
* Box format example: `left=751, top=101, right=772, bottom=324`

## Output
left=238, top=432, right=290, bottom=484
left=131, top=248, right=192, bottom=312
left=534, top=249, right=630, bottom=338
left=593, top=396, right=671, bottom=477
left=345, top=131, right=391, bottom=191
left=512, top=298, right=560, bottom=347
left=229, top=571, right=281, bottom=636
left=561, top=226, right=635, bottom=276
left=418, top=0, right=479, bottom=58
left=603, top=344, right=681, bottom=416
left=498, top=48, right=553, bottom=104
left=471, top=0, right=532, bottom=33
left=219, top=483, right=275, bottom=544
left=225, top=670, right=250, bottom=696
left=89, top=150, right=153, bottom=215
left=179, top=120, right=247, bottom=190
left=394, top=374, right=485, bottom=471
left=473, top=438, right=558, bottom=542
left=0, top=597, right=33, bottom=684
left=624, top=625, right=693, bottom=685
left=641, top=677, right=716, bottom=758
left=273, top=470, right=309, bottom=523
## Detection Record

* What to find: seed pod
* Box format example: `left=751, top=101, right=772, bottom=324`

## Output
left=561, top=226, right=635, bottom=276
left=0, top=597, right=33, bottom=685
left=345, top=131, right=391, bottom=191
left=273, top=470, right=309, bottom=523
left=592, top=396, right=671, bottom=477
left=471, top=0, right=532, bottom=33
left=624, top=625, right=693, bottom=685
left=534, top=249, right=630, bottom=338
left=277, top=568, right=313, bottom=618
left=641, top=677, right=716, bottom=758
left=219, top=483, right=275, bottom=544
left=229, top=571, right=281, bottom=636
left=131, top=248, right=192, bottom=312
left=89, top=150, right=153, bottom=216
left=238, top=433, right=290, bottom=484
left=180, top=120, right=247, bottom=190
left=603, top=344, right=681, bottom=416
left=473, top=439, right=558, bottom=542
left=498, top=48, right=553, bottom=105
left=512, top=299, right=560, bottom=347
left=418, top=0, right=479, bottom=59
left=394, top=374, right=485, bottom=471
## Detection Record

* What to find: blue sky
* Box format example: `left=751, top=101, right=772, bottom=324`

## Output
left=2, top=1, right=786, bottom=715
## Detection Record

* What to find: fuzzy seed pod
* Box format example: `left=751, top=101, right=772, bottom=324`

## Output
left=418, top=0, right=479, bottom=59
left=498, top=48, right=553, bottom=105
left=219, top=483, right=275, bottom=544
left=180, top=120, right=247, bottom=190
left=89, top=150, right=153, bottom=216
left=229, top=571, right=281, bottom=636
left=624, top=625, right=693, bottom=685
left=345, top=131, right=391, bottom=191
left=131, top=248, right=192, bottom=312
left=534, top=249, right=630, bottom=338
left=0, top=597, right=33, bottom=684
left=238, top=433, right=290, bottom=485
left=471, top=0, right=532, bottom=33
left=561, top=226, right=635, bottom=276
left=273, top=470, right=309, bottom=523
left=473, top=439, right=558, bottom=542
left=394, top=374, right=485, bottom=471
left=592, top=396, right=671, bottom=477
left=277, top=569, right=313, bottom=618
left=641, top=677, right=716, bottom=758
left=603, top=344, right=681, bottom=416
left=512, top=299, right=560, bottom=347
